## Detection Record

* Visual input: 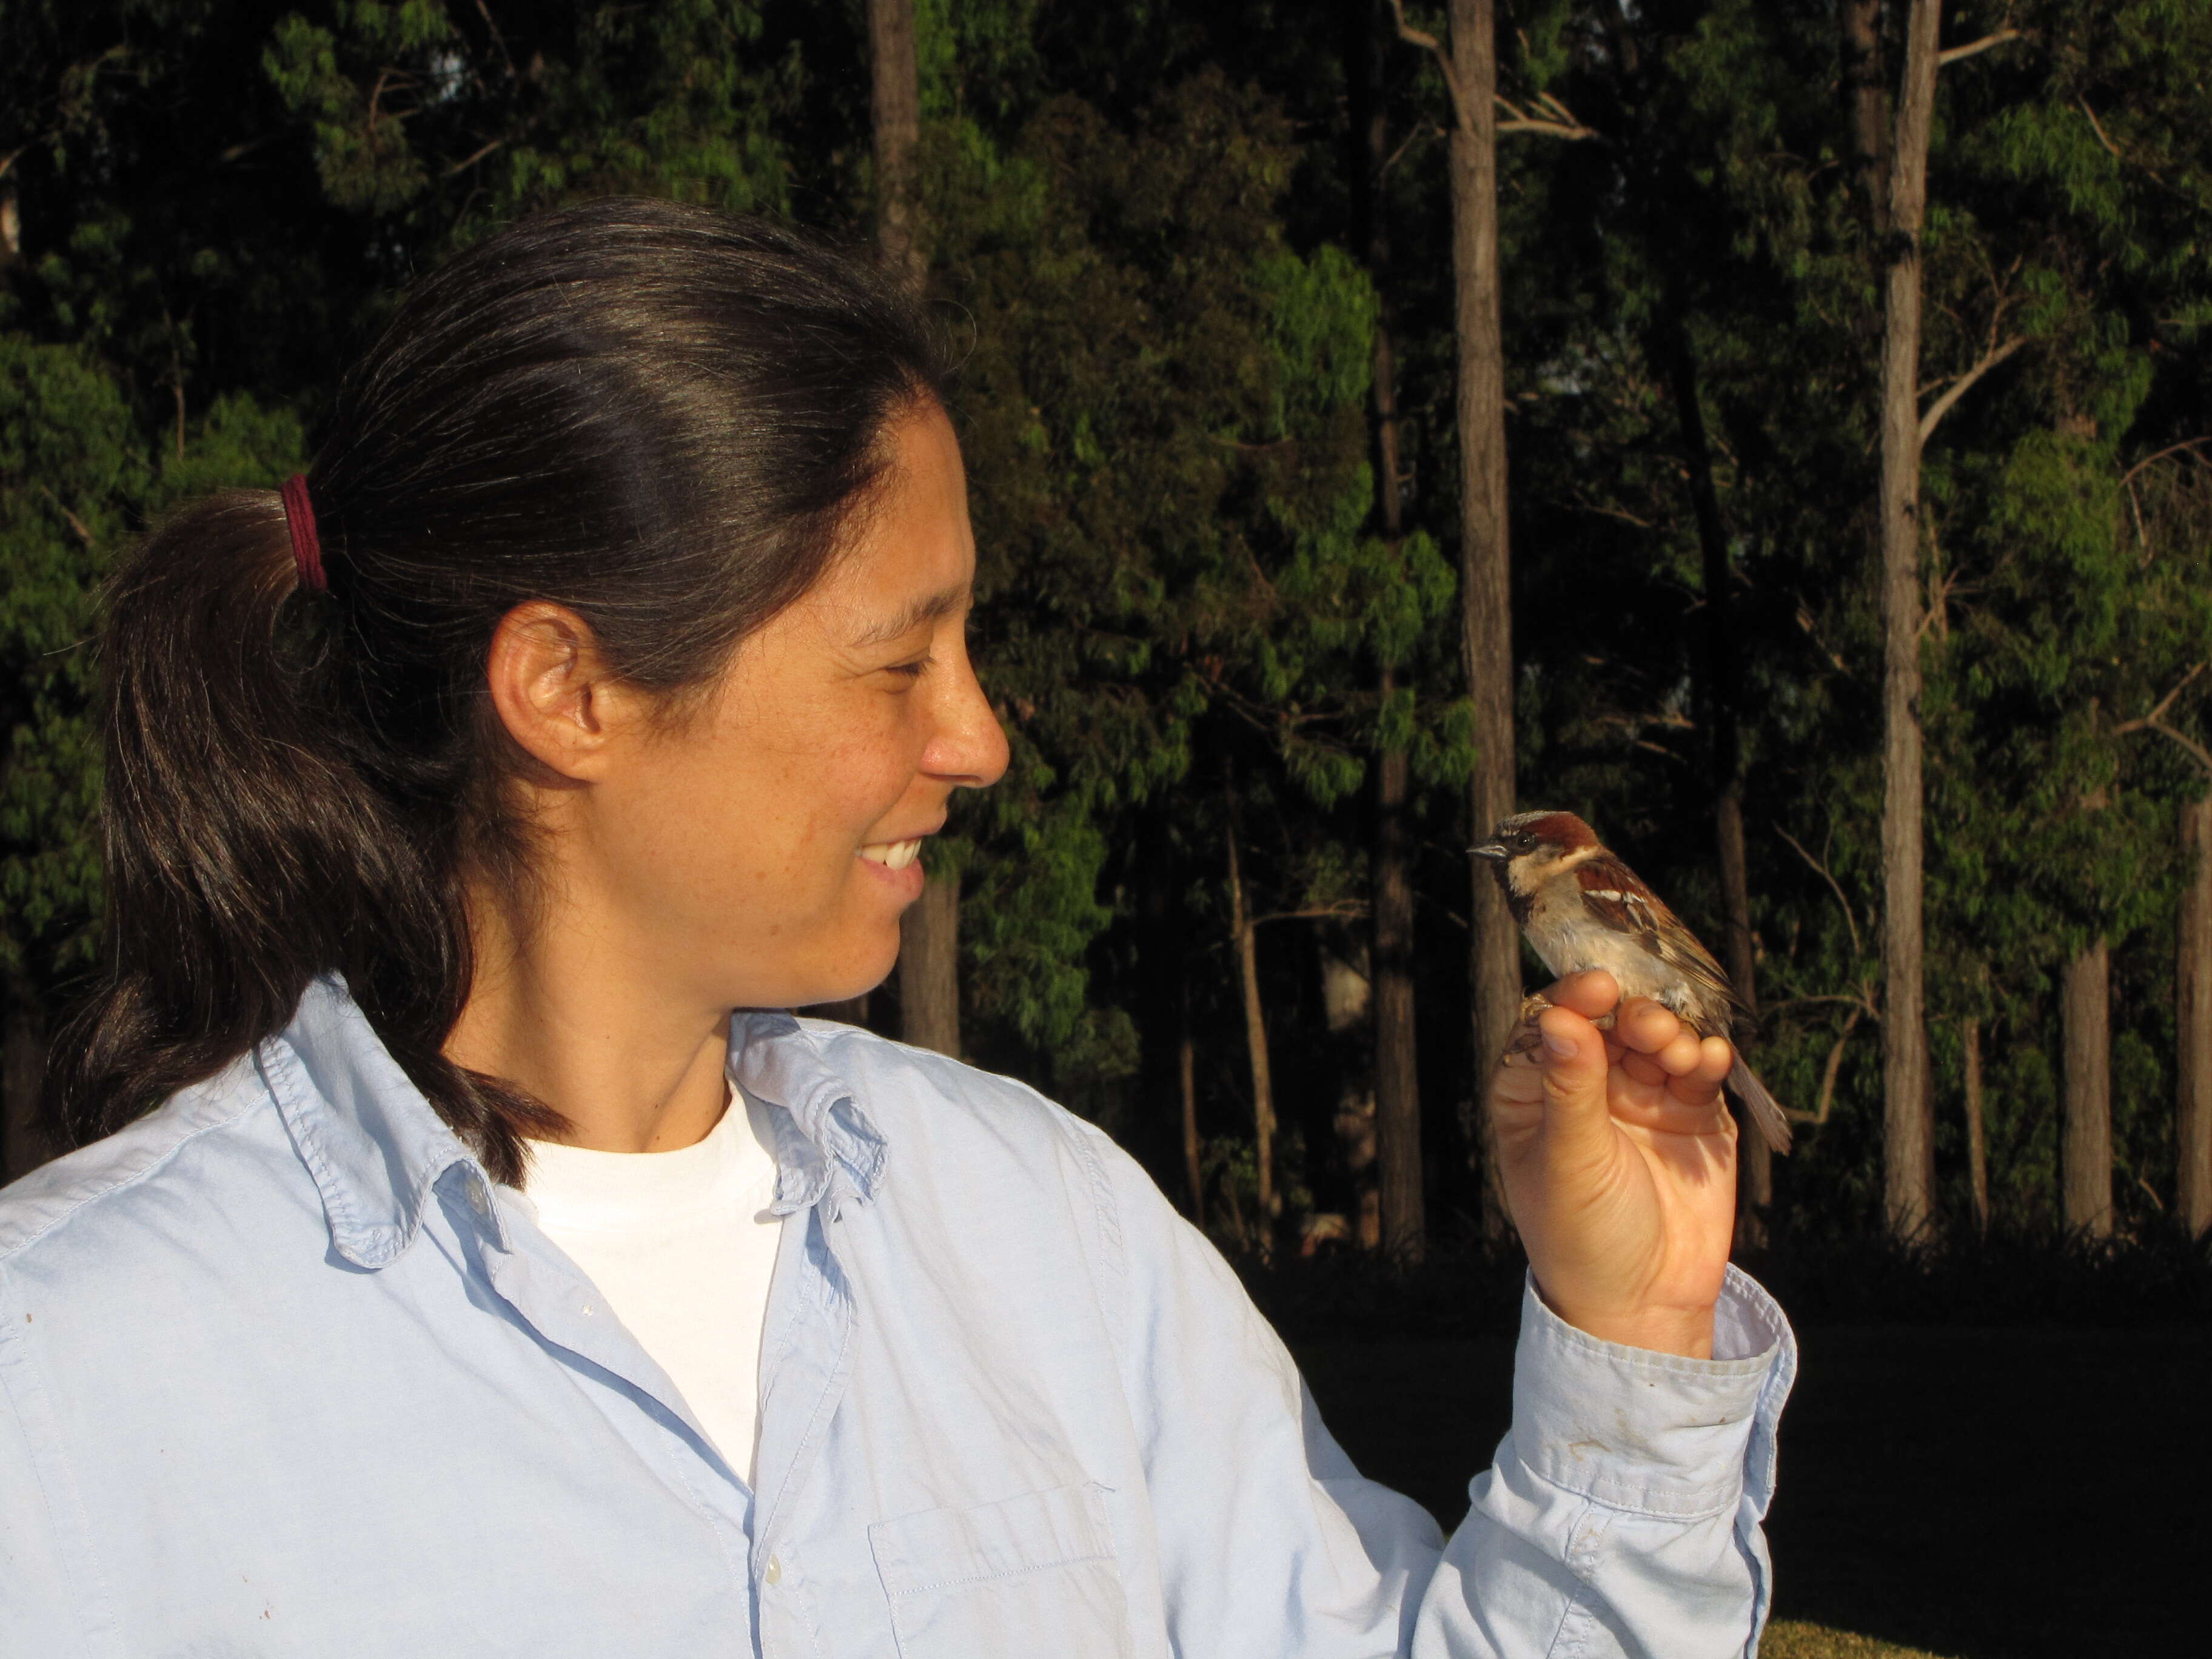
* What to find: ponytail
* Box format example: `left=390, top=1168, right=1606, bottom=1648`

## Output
left=50, top=201, right=945, bottom=1184
left=55, top=488, right=559, bottom=1180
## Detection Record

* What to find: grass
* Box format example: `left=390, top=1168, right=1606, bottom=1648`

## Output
left=1763, top=1623, right=1957, bottom=1659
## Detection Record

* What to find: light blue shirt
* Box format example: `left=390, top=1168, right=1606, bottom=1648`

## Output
left=0, top=976, right=1795, bottom=1657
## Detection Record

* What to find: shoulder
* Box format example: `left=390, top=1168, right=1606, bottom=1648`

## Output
left=1573, top=851, right=1663, bottom=907
left=791, top=1017, right=1124, bottom=1177
left=0, top=1053, right=298, bottom=1274
left=780, top=1018, right=1159, bottom=1250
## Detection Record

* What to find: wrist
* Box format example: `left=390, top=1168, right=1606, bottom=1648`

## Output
left=1532, top=1279, right=1717, bottom=1358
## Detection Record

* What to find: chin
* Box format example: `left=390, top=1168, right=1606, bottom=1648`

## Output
left=780, top=935, right=903, bottom=1012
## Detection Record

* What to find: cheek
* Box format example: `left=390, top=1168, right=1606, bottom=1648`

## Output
left=620, top=696, right=917, bottom=906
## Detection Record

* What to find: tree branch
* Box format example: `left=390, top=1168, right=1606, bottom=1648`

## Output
left=1937, top=29, right=2020, bottom=67
left=2116, top=663, right=2212, bottom=777
left=37, top=488, right=94, bottom=548
left=1919, top=335, right=2024, bottom=442
left=1495, top=89, right=1596, bottom=141
left=1381, top=118, right=1439, bottom=178
left=475, top=0, right=520, bottom=85
left=1385, top=1, right=1596, bottom=142
left=1495, top=114, right=1595, bottom=139
left=1778, top=825, right=1863, bottom=960
left=1386, top=0, right=1473, bottom=135
left=1253, top=903, right=1371, bottom=927
left=1789, top=1004, right=1866, bottom=1126
left=443, top=139, right=504, bottom=176
left=2120, top=436, right=2212, bottom=484
left=2077, top=97, right=2212, bottom=215
left=2079, top=96, right=2124, bottom=160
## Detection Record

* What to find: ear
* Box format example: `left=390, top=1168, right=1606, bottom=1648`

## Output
left=483, top=602, right=646, bottom=781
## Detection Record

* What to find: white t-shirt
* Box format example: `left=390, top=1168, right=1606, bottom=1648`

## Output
left=519, top=1085, right=783, bottom=1479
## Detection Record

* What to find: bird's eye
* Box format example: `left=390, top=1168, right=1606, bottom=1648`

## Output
left=1514, top=832, right=1535, bottom=851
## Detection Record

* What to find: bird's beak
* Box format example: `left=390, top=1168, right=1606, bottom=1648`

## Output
left=1469, top=842, right=1509, bottom=863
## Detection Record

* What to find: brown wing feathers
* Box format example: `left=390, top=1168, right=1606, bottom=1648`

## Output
left=1573, top=855, right=1745, bottom=1024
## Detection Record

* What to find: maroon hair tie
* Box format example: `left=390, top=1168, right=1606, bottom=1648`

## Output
left=281, top=474, right=326, bottom=593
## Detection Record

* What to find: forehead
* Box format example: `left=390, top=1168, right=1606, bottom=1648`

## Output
left=811, top=404, right=974, bottom=620
left=1500, top=810, right=1595, bottom=848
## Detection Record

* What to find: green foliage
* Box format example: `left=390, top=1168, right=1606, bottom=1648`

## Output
left=0, top=340, right=141, bottom=978
left=7, top=0, right=2212, bottom=1244
left=0, top=335, right=306, bottom=988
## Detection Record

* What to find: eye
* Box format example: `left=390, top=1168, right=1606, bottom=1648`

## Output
left=883, top=654, right=931, bottom=681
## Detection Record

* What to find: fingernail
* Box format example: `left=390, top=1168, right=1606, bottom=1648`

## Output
left=1543, top=1029, right=1577, bottom=1057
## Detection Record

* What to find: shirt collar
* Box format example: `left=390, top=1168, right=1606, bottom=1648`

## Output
left=260, top=977, right=886, bottom=1269
left=259, top=974, right=495, bottom=1270
left=728, top=1010, right=888, bottom=1219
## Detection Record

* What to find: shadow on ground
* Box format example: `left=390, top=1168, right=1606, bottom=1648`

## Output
left=1290, top=1325, right=2208, bottom=1658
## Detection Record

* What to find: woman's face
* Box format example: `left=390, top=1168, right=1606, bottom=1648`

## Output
left=569, top=401, right=1008, bottom=1011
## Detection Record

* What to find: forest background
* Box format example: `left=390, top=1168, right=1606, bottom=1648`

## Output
left=7, top=0, right=2212, bottom=1289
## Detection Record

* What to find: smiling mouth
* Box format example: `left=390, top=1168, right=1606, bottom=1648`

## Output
left=859, top=839, right=923, bottom=870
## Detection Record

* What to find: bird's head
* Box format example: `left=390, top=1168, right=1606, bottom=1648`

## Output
left=1471, top=810, right=1602, bottom=896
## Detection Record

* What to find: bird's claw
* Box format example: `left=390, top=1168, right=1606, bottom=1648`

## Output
left=1501, top=992, right=1616, bottom=1065
left=1501, top=994, right=1554, bottom=1064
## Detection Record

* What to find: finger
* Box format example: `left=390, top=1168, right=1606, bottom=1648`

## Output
left=1619, top=1048, right=1669, bottom=1088
left=1612, top=997, right=1683, bottom=1054
left=1666, top=1035, right=1735, bottom=1102
left=1531, top=1002, right=1617, bottom=1158
left=1652, top=1028, right=1706, bottom=1077
left=1545, top=970, right=1621, bottom=1021
left=1694, top=1034, right=1734, bottom=1087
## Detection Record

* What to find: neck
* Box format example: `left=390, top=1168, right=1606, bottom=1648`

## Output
left=443, top=870, right=732, bottom=1155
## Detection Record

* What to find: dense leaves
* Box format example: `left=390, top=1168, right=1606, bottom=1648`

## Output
left=4, top=0, right=2210, bottom=1247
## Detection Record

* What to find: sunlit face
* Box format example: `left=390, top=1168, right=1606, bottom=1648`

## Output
left=574, top=401, right=1008, bottom=1010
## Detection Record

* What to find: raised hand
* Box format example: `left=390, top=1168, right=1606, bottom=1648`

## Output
left=1489, top=969, right=1738, bottom=1358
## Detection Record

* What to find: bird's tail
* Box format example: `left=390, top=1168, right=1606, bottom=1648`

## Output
left=1726, top=1056, right=1794, bottom=1156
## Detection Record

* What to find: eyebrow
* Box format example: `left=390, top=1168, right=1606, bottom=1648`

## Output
left=849, top=583, right=972, bottom=648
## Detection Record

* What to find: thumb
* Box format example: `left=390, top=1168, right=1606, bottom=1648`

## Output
left=1535, top=1004, right=1615, bottom=1157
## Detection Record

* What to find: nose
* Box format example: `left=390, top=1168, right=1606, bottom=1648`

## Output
left=923, top=640, right=1009, bottom=790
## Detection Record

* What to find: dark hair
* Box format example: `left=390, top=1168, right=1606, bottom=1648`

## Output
left=53, top=198, right=947, bottom=1184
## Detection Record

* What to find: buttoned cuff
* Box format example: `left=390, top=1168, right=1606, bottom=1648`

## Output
left=1509, top=1265, right=1794, bottom=1521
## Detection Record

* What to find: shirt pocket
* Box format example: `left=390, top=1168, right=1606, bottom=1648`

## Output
left=868, top=1480, right=1131, bottom=1659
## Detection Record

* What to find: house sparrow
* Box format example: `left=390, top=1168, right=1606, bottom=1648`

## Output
left=1472, top=810, right=1792, bottom=1155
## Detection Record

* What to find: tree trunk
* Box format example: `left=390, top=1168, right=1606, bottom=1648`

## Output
left=870, top=0, right=957, bottom=1056
left=810, top=991, right=871, bottom=1028
left=1446, top=0, right=1521, bottom=1236
left=2061, top=937, right=2113, bottom=1238
left=1878, top=0, right=1941, bottom=1242
left=1179, top=990, right=1205, bottom=1227
left=1321, top=937, right=1381, bottom=1251
left=1374, top=725, right=1425, bottom=1260
left=1225, top=811, right=1278, bottom=1244
left=898, top=871, right=961, bottom=1057
left=2178, top=794, right=2212, bottom=1237
left=1962, top=1016, right=1988, bottom=1235
left=1353, top=8, right=1425, bottom=1262
left=2, top=984, right=49, bottom=1184
left=1660, top=310, right=1769, bottom=1239
left=1840, top=0, right=1891, bottom=232
left=866, top=0, right=925, bottom=287
left=1719, top=793, right=1769, bottom=1235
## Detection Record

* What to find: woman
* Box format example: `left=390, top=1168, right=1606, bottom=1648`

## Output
left=0, top=199, right=1791, bottom=1657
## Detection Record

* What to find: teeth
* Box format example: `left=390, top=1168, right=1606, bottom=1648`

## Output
left=860, top=839, right=922, bottom=870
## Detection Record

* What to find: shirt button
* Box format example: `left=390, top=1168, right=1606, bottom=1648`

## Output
left=763, top=1555, right=782, bottom=1586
